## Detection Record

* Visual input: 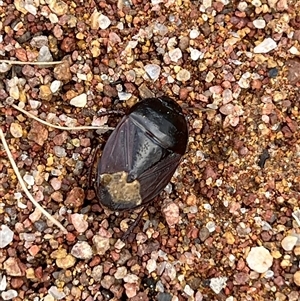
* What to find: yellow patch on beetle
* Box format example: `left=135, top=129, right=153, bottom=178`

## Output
left=100, top=171, right=142, bottom=206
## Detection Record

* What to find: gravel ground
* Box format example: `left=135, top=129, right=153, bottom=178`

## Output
left=1, top=0, right=300, bottom=300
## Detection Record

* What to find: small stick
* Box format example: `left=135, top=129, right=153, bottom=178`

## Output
left=0, top=60, right=62, bottom=66
left=11, top=104, right=114, bottom=131
left=0, top=128, right=68, bottom=234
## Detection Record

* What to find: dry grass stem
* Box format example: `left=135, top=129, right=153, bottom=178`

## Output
left=0, top=59, right=63, bottom=65
left=11, top=104, right=114, bottom=131
left=0, top=128, right=68, bottom=234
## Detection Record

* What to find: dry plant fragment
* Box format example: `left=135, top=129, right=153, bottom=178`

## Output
left=0, top=59, right=63, bottom=65
left=0, top=128, right=68, bottom=234
left=10, top=103, right=114, bottom=132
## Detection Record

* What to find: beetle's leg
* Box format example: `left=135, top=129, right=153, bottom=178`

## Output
left=87, top=144, right=102, bottom=189
left=97, top=110, right=125, bottom=117
left=121, top=206, right=148, bottom=241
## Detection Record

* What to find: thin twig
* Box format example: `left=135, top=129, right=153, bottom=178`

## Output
left=0, top=128, right=68, bottom=234
left=11, top=104, right=114, bottom=131
left=0, top=59, right=63, bottom=65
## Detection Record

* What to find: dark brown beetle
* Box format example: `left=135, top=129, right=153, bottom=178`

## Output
left=94, top=96, right=188, bottom=216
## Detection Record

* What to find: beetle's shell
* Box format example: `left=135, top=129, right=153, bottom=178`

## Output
left=95, top=97, right=188, bottom=211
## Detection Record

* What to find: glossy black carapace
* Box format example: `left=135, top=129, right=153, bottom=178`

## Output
left=95, top=96, right=188, bottom=211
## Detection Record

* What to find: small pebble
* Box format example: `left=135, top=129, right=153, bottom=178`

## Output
left=124, top=283, right=138, bottom=298
left=98, top=14, right=111, bottom=29
left=48, top=0, right=68, bottom=16
left=169, top=48, right=182, bottom=62
left=253, top=38, right=277, bottom=54
left=167, top=37, right=177, bottom=50
left=29, top=100, right=41, bottom=109
left=222, top=89, right=233, bottom=104
left=65, top=187, right=85, bottom=207
left=29, top=208, right=42, bottom=223
left=205, top=71, right=215, bottom=83
left=34, top=220, right=47, bottom=232
left=70, top=93, right=87, bottom=107
left=209, top=277, right=227, bottom=294
left=146, top=258, right=157, bottom=273
left=1, top=290, right=18, bottom=300
left=118, top=92, right=132, bottom=101
left=246, top=246, right=273, bottom=273
left=23, top=174, right=34, bottom=186
left=195, top=291, right=204, bottom=301
left=179, top=36, right=190, bottom=50
left=101, top=275, right=116, bottom=289
left=9, top=85, right=19, bottom=100
left=3, top=258, right=23, bottom=276
left=49, top=178, right=61, bottom=191
left=115, top=266, right=127, bottom=279
left=71, top=214, right=89, bottom=233
left=238, top=72, right=251, bottom=88
left=144, top=64, right=161, bottom=81
left=190, top=48, right=202, bottom=61
left=157, top=292, right=172, bottom=301
left=30, top=36, right=48, bottom=48
left=49, top=13, right=58, bottom=23
left=264, top=270, right=274, bottom=278
left=37, top=46, right=53, bottom=62
left=50, top=80, right=61, bottom=93
left=199, top=227, right=210, bottom=241
left=10, top=123, right=23, bottom=138
left=162, top=202, right=179, bottom=228
left=54, top=61, right=72, bottom=81
left=164, top=262, right=176, bottom=280
left=39, top=85, right=52, bottom=101
left=0, top=274, right=7, bottom=290
left=48, top=286, right=66, bottom=300
left=253, top=19, right=266, bottom=29
left=151, top=0, right=163, bottom=4
left=92, top=266, right=104, bottom=282
left=93, top=235, right=110, bottom=255
left=0, top=225, right=14, bottom=248
left=281, top=235, right=298, bottom=251
left=294, top=271, right=300, bottom=286
left=53, top=146, right=67, bottom=158
left=268, top=68, right=278, bottom=78
left=44, top=294, right=55, bottom=301
left=289, top=46, right=300, bottom=55
left=176, top=69, right=191, bottom=82
left=184, top=284, right=194, bottom=296
left=237, top=1, right=247, bottom=11
left=71, top=241, right=93, bottom=259
left=28, top=121, right=48, bottom=146
left=56, top=254, right=76, bottom=269
left=0, top=63, right=11, bottom=73
left=220, top=103, right=234, bottom=115
left=202, top=0, right=212, bottom=8
left=189, top=29, right=200, bottom=39
left=251, top=0, right=261, bottom=6
left=124, top=274, right=139, bottom=284
left=114, top=239, right=126, bottom=250
left=206, top=221, right=216, bottom=233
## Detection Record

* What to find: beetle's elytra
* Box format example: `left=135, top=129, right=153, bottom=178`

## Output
left=95, top=96, right=188, bottom=211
